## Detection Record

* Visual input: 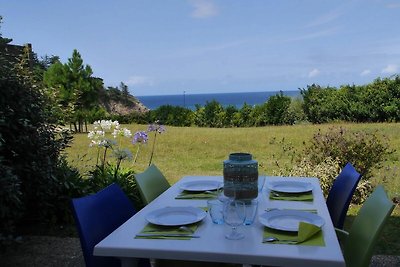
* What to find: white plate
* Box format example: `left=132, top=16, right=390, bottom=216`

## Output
left=180, top=180, right=222, bottom=192
left=267, top=181, right=313, bottom=193
left=259, top=210, right=325, bottom=232
left=146, top=207, right=207, bottom=226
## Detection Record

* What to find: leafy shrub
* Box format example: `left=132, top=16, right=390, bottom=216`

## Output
left=202, top=100, right=225, bottom=127
left=0, top=53, right=82, bottom=238
left=300, top=76, right=400, bottom=123
left=86, top=164, right=144, bottom=209
left=272, top=126, right=394, bottom=203
left=0, top=158, right=22, bottom=237
left=304, top=126, right=394, bottom=179
left=273, top=156, right=341, bottom=197
left=284, top=97, right=307, bottom=124
left=264, top=92, right=291, bottom=125
left=48, top=156, right=87, bottom=223
left=149, top=105, right=194, bottom=126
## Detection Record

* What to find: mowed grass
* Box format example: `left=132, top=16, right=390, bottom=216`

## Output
left=66, top=122, right=400, bottom=255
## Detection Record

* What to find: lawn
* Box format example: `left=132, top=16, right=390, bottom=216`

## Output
left=66, top=122, right=400, bottom=255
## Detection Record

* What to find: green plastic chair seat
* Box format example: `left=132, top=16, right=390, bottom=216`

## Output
left=134, top=164, right=170, bottom=205
left=337, top=185, right=394, bottom=267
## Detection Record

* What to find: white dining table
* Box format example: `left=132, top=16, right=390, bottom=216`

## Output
left=94, top=176, right=345, bottom=267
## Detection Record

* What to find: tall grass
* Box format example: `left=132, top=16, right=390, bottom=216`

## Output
left=65, top=122, right=400, bottom=197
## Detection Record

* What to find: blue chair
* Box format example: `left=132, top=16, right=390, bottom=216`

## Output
left=71, top=183, right=150, bottom=267
left=326, top=162, right=362, bottom=229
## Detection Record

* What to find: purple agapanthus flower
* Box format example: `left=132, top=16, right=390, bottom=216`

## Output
left=148, top=121, right=166, bottom=134
left=132, top=131, right=148, bottom=144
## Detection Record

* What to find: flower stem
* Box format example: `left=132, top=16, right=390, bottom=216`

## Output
left=133, top=145, right=141, bottom=163
left=148, top=132, right=157, bottom=166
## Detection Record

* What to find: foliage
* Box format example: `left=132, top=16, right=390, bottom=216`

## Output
left=0, top=157, right=22, bottom=237
left=274, top=126, right=394, bottom=203
left=86, top=164, right=144, bottom=210
left=43, top=49, right=102, bottom=131
left=144, top=92, right=297, bottom=128
left=263, top=91, right=291, bottom=125
left=283, top=97, right=307, bottom=124
left=195, top=100, right=225, bottom=127
left=301, top=76, right=400, bottom=123
left=0, top=15, right=12, bottom=45
left=304, top=126, right=394, bottom=179
left=149, top=105, right=194, bottom=126
left=273, top=156, right=341, bottom=197
left=0, top=51, right=81, bottom=238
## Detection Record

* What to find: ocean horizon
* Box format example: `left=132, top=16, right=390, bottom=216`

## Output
left=137, top=90, right=301, bottom=110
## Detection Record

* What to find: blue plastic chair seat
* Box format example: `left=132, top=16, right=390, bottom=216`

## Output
left=326, top=162, right=361, bottom=229
left=71, top=183, right=150, bottom=267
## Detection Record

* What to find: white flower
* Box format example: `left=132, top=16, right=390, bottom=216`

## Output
left=123, top=128, right=132, bottom=137
left=111, top=128, right=132, bottom=138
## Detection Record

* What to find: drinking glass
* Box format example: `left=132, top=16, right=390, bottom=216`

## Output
left=258, top=175, right=266, bottom=193
left=243, top=199, right=258, bottom=225
left=207, top=199, right=224, bottom=224
left=223, top=199, right=246, bottom=240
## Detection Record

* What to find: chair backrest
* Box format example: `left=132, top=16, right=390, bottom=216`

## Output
left=343, top=185, right=394, bottom=267
left=326, top=162, right=362, bottom=229
left=71, top=183, right=149, bottom=267
left=134, top=164, right=170, bottom=205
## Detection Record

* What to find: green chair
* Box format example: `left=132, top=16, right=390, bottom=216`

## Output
left=134, top=164, right=170, bottom=205
left=336, top=185, right=394, bottom=267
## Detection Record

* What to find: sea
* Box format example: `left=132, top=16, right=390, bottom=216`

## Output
left=137, top=90, right=300, bottom=110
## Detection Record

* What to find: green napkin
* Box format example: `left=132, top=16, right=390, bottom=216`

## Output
left=269, top=191, right=313, bottom=201
left=175, top=191, right=218, bottom=199
left=135, top=223, right=199, bottom=240
left=263, top=222, right=324, bottom=246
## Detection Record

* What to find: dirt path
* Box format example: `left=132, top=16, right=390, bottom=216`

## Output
left=1, top=236, right=399, bottom=266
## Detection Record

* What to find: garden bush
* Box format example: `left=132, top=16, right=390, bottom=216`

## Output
left=0, top=158, right=22, bottom=239
left=0, top=53, right=84, bottom=239
left=272, top=126, right=394, bottom=203
left=273, top=156, right=341, bottom=197
left=304, top=126, right=394, bottom=179
left=86, top=164, right=144, bottom=209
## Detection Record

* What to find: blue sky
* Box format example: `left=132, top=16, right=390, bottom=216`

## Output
left=1, top=0, right=400, bottom=96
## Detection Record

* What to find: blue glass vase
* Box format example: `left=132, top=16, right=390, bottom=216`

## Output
left=223, top=153, right=258, bottom=200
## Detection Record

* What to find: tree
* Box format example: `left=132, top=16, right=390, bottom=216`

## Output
left=120, top=82, right=129, bottom=104
left=0, top=15, right=12, bottom=45
left=264, top=91, right=292, bottom=125
left=44, top=49, right=102, bottom=131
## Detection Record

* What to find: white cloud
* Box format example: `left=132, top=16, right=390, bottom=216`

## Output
left=126, top=75, right=154, bottom=86
left=190, top=0, right=218, bottom=18
left=308, top=68, right=320, bottom=78
left=381, top=64, right=398, bottom=74
left=360, top=69, right=371, bottom=76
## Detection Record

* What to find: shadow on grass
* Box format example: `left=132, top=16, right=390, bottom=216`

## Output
left=345, top=204, right=400, bottom=255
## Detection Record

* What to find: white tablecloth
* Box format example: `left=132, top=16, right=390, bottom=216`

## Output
left=94, top=176, right=345, bottom=267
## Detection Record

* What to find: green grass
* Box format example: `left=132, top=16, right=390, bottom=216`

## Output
left=65, top=122, right=400, bottom=255
left=66, top=122, right=400, bottom=193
